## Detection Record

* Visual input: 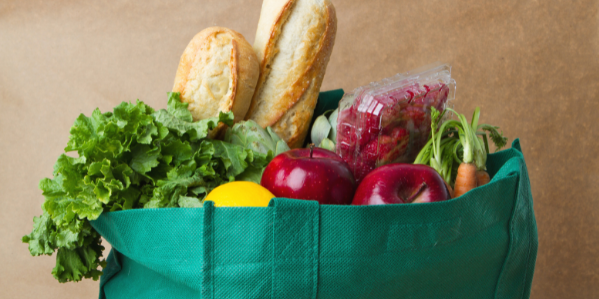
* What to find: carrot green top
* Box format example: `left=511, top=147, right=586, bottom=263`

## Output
left=415, top=107, right=507, bottom=186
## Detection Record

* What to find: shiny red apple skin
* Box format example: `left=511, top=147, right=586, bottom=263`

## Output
left=352, top=163, right=450, bottom=205
left=261, top=147, right=356, bottom=205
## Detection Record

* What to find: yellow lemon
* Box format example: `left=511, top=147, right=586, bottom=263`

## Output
left=205, top=181, right=275, bottom=207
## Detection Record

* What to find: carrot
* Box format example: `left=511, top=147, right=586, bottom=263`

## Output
left=476, top=170, right=490, bottom=186
left=453, top=162, right=477, bottom=198
left=415, top=106, right=507, bottom=198
left=446, top=107, right=505, bottom=197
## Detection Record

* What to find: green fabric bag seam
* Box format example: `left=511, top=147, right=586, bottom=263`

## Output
left=269, top=197, right=276, bottom=299
left=492, top=159, right=519, bottom=299
left=523, top=211, right=537, bottom=298
left=312, top=202, right=319, bottom=299
left=492, top=144, right=533, bottom=299
left=202, top=201, right=215, bottom=299
left=509, top=147, right=536, bottom=299
left=517, top=160, right=535, bottom=299
left=270, top=204, right=275, bottom=299
left=517, top=147, right=537, bottom=299
left=508, top=163, right=530, bottom=298
left=211, top=204, right=215, bottom=299
left=518, top=214, right=533, bottom=299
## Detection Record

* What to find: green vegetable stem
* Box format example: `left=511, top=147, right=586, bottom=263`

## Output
left=414, top=107, right=508, bottom=188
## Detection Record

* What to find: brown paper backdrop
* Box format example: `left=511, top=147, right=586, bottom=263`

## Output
left=1, top=0, right=598, bottom=298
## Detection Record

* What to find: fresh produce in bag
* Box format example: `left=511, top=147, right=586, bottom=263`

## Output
left=414, top=106, right=508, bottom=198
left=335, top=63, right=456, bottom=182
left=261, top=145, right=356, bottom=205
left=21, top=92, right=287, bottom=282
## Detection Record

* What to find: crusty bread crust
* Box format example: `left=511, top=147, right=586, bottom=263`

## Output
left=246, top=0, right=337, bottom=148
left=173, top=27, right=259, bottom=137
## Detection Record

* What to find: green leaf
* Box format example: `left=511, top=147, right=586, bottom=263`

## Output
left=211, top=140, right=251, bottom=178
left=52, top=154, right=86, bottom=196
left=39, top=176, right=67, bottom=203
left=51, top=234, right=103, bottom=283
left=221, top=123, right=284, bottom=181
left=189, top=186, right=207, bottom=196
left=161, top=139, right=193, bottom=166
left=235, top=166, right=265, bottom=184
left=120, top=187, right=142, bottom=210
left=266, top=126, right=285, bottom=144
left=311, top=114, right=332, bottom=147
left=153, top=110, right=233, bottom=142
left=318, top=138, right=336, bottom=152
left=479, top=124, right=508, bottom=151
left=22, top=211, right=56, bottom=256
left=225, top=120, right=284, bottom=156
left=53, top=219, right=90, bottom=250
left=327, top=109, right=339, bottom=141
left=166, top=92, right=194, bottom=122
left=137, top=123, right=158, bottom=145
left=65, top=112, right=101, bottom=154
left=178, top=196, right=204, bottom=208
left=145, top=162, right=207, bottom=208
left=130, top=144, right=161, bottom=175
left=274, top=141, right=289, bottom=156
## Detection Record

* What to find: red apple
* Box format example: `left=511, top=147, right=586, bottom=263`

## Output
left=261, top=145, right=356, bottom=205
left=352, top=163, right=450, bottom=205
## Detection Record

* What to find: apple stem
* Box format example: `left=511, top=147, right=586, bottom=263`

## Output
left=407, top=182, right=428, bottom=203
left=309, top=143, right=315, bottom=158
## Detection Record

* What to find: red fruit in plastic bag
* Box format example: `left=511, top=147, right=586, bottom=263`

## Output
left=334, top=63, right=455, bottom=183
left=402, top=106, right=427, bottom=128
left=389, top=126, right=409, bottom=140
left=363, top=127, right=410, bottom=166
left=380, top=128, right=410, bottom=163
left=389, top=84, right=422, bottom=104
left=362, top=138, right=381, bottom=165
left=422, top=84, right=444, bottom=106
left=434, top=84, right=450, bottom=111
left=336, top=107, right=358, bottom=158
left=357, top=113, right=381, bottom=147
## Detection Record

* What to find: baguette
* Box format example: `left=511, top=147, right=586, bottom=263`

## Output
left=173, top=27, right=260, bottom=137
left=245, top=0, right=337, bottom=148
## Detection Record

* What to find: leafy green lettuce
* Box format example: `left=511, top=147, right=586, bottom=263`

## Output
left=23, top=92, right=281, bottom=282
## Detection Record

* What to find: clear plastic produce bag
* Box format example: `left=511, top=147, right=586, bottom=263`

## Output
left=336, top=63, right=456, bottom=182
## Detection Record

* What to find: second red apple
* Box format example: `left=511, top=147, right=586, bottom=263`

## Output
left=352, top=163, right=450, bottom=205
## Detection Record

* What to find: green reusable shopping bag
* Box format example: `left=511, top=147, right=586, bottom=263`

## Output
left=91, top=91, right=538, bottom=299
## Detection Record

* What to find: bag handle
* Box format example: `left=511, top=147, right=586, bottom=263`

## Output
left=270, top=198, right=320, bottom=299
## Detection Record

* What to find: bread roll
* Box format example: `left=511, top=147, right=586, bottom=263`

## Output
left=245, top=0, right=337, bottom=148
left=173, top=27, right=260, bottom=137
